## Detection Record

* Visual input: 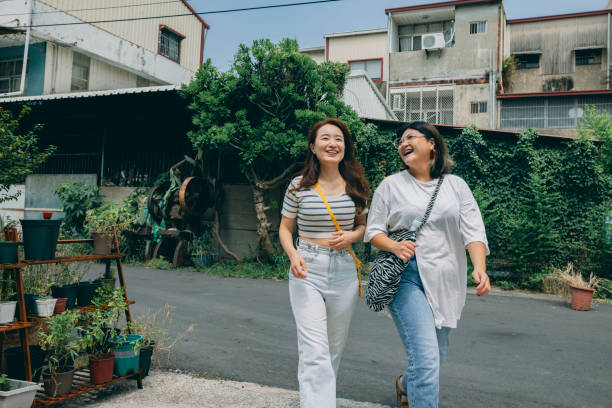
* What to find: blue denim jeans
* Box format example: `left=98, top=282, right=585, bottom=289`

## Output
left=289, top=239, right=359, bottom=408
left=388, top=257, right=451, bottom=408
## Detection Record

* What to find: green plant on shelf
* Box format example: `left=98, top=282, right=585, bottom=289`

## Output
left=38, top=310, right=84, bottom=379
left=0, top=373, right=11, bottom=391
left=22, top=265, right=53, bottom=296
left=0, top=214, right=17, bottom=241
left=80, top=285, right=128, bottom=356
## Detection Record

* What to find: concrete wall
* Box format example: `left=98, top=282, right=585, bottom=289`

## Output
left=38, top=0, right=205, bottom=73
left=302, top=49, right=325, bottom=64
left=455, top=83, right=490, bottom=128
left=31, top=1, right=194, bottom=86
left=327, top=31, right=388, bottom=81
left=24, top=174, right=96, bottom=217
left=0, top=184, right=26, bottom=223
left=219, top=184, right=282, bottom=259
left=0, top=43, right=46, bottom=96
left=99, top=187, right=137, bottom=203
left=507, top=15, right=609, bottom=93
left=389, top=3, right=499, bottom=82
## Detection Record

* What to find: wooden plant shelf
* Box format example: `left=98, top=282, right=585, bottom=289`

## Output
left=0, top=320, right=34, bottom=333
left=27, top=300, right=136, bottom=322
left=32, top=368, right=143, bottom=407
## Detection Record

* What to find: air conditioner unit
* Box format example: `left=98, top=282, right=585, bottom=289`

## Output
left=422, top=33, right=446, bottom=50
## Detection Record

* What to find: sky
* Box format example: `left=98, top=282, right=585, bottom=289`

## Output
left=188, top=0, right=609, bottom=71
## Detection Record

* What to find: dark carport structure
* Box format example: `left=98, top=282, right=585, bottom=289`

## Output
left=0, top=85, right=195, bottom=187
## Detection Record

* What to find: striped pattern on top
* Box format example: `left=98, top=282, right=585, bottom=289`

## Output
left=282, top=176, right=356, bottom=238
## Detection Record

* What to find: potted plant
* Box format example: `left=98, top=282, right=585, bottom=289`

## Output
left=21, top=265, right=54, bottom=315
left=20, top=211, right=62, bottom=261
left=128, top=304, right=194, bottom=378
left=191, top=228, right=218, bottom=267
left=4, top=345, right=47, bottom=383
left=544, top=263, right=602, bottom=311
left=84, top=201, right=136, bottom=255
left=0, top=373, right=42, bottom=408
left=80, top=285, right=128, bottom=384
left=0, top=280, right=16, bottom=325
left=38, top=310, right=83, bottom=397
left=34, top=296, right=57, bottom=318
left=48, top=262, right=89, bottom=309
left=0, top=215, right=19, bottom=265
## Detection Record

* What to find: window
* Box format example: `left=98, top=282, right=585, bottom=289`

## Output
left=470, top=101, right=487, bottom=114
left=515, top=54, right=540, bottom=70
left=391, top=86, right=454, bottom=124
left=349, top=59, right=382, bottom=81
left=136, top=77, right=150, bottom=87
left=398, top=21, right=453, bottom=52
left=469, top=21, right=486, bottom=34
left=159, top=26, right=184, bottom=62
left=0, top=59, right=24, bottom=94
left=71, top=53, right=90, bottom=92
left=575, top=49, right=602, bottom=66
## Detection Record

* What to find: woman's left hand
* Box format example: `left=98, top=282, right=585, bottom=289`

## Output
left=328, top=231, right=351, bottom=251
left=472, top=269, right=491, bottom=296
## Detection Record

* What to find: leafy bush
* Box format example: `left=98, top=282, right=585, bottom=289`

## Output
left=55, top=182, right=103, bottom=236
left=497, top=280, right=519, bottom=291
left=145, top=259, right=173, bottom=270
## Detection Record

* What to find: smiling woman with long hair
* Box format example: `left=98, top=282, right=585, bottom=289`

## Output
left=278, top=118, right=369, bottom=408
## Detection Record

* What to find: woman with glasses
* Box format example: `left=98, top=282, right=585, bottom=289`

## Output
left=365, top=121, right=490, bottom=408
left=279, top=118, right=369, bottom=408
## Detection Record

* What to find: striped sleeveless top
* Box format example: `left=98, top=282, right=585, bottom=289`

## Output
left=281, top=176, right=357, bottom=238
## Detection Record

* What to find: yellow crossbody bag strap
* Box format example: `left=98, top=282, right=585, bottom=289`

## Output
left=315, top=183, right=363, bottom=297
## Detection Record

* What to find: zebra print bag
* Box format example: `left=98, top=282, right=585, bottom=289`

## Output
left=365, top=176, right=444, bottom=312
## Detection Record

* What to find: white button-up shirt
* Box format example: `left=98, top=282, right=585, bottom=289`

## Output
left=365, top=170, right=489, bottom=328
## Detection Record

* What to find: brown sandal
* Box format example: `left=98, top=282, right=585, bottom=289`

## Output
left=396, top=375, right=409, bottom=407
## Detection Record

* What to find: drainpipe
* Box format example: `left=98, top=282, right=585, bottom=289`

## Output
left=1, top=0, right=33, bottom=97
left=386, top=13, right=392, bottom=107
left=606, top=12, right=610, bottom=89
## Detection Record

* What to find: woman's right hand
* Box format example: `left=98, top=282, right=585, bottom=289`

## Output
left=392, top=240, right=419, bottom=262
left=289, top=252, right=308, bottom=278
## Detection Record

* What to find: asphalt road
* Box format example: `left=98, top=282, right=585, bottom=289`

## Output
left=110, top=265, right=612, bottom=408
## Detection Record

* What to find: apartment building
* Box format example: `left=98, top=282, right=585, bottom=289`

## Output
left=0, top=0, right=209, bottom=97
left=499, top=9, right=612, bottom=135
left=308, top=0, right=612, bottom=136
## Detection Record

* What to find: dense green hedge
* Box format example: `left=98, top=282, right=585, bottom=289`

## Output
left=361, top=110, right=611, bottom=281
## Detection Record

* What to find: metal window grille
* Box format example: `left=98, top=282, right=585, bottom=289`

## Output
left=479, top=101, right=487, bottom=113
left=71, top=53, right=90, bottom=92
left=575, top=49, right=602, bottom=66
left=0, top=59, right=24, bottom=93
left=516, top=54, right=540, bottom=70
left=469, top=21, right=486, bottom=34
left=470, top=102, right=479, bottom=114
left=391, top=87, right=454, bottom=124
left=160, top=29, right=181, bottom=61
left=500, top=95, right=612, bottom=129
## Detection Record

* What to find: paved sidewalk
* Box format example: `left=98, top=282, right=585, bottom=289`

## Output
left=61, top=370, right=391, bottom=408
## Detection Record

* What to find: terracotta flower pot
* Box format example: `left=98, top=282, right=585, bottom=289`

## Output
left=53, top=298, right=68, bottom=314
left=89, top=353, right=115, bottom=384
left=570, top=285, right=595, bottom=311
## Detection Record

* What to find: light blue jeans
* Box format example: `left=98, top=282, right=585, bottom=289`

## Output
left=388, top=257, right=451, bottom=408
left=289, top=239, right=359, bottom=408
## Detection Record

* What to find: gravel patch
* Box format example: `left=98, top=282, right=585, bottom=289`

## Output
left=58, top=370, right=391, bottom=408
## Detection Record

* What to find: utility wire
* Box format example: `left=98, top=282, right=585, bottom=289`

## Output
left=0, top=0, right=183, bottom=18
left=13, top=0, right=342, bottom=28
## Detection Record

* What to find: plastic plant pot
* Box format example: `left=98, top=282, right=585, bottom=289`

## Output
left=89, top=353, right=115, bottom=385
left=110, top=334, right=142, bottom=377
left=20, top=219, right=62, bottom=261
left=51, top=284, right=78, bottom=309
left=35, top=298, right=57, bottom=317
left=0, top=301, right=16, bottom=324
left=0, top=242, right=20, bottom=265
left=53, top=298, right=68, bottom=314
left=4, top=346, right=47, bottom=382
left=0, top=378, right=42, bottom=408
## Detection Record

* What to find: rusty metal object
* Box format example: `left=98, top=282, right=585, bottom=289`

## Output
left=179, top=176, right=207, bottom=217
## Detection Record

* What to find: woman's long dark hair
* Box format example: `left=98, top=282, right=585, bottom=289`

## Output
left=397, top=121, right=453, bottom=179
left=294, top=118, right=370, bottom=211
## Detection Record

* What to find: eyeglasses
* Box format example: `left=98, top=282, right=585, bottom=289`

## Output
left=392, top=134, right=425, bottom=148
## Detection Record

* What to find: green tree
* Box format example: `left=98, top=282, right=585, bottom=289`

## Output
left=181, top=39, right=358, bottom=259
left=0, top=106, right=55, bottom=204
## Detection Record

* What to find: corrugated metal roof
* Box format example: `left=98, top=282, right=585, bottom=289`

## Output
left=0, top=85, right=181, bottom=103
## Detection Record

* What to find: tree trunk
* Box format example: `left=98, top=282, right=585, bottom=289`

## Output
left=252, top=184, right=275, bottom=260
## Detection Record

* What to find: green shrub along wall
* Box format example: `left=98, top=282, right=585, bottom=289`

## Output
left=363, top=115, right=611, bottom=281
left=400, top=126, right=610, bottom=280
